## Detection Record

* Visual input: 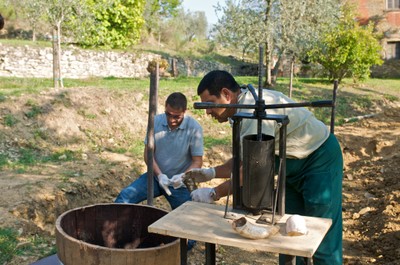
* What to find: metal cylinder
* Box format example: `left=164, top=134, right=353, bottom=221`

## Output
left=242, top=134, right=275, bottom=212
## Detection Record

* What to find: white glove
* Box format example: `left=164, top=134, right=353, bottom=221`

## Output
left=191, top=188, right=216, bottom=204
left=183, top=168, right=215, bottom=183
left=157, top=174, right=172, bottom=196
left=170, top=173, right=185, bottom=189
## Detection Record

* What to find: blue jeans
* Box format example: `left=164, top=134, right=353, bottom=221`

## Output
left=114, top=172, right=191, bottom=210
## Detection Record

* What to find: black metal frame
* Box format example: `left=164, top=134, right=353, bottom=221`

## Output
left=231, top=111, right=289, bottom=221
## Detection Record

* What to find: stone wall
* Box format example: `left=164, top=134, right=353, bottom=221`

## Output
left=0, top=43, right=236, bottom=79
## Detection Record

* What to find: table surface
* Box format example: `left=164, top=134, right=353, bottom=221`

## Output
left=148, top=201, right=332, bottom=258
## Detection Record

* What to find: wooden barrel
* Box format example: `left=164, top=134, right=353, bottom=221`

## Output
left=55, top=203, right=180, bottom=265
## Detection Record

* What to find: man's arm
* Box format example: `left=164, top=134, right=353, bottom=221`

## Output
left=213, top=180, right=231, bottom=200
left=144, top=145, right=173, bottom=195
left=186, top=155, right=203, bottom=172
left=214, top=158, right=233, bottom=178
left=188, top=159, right=244, bottom=203
left=213, top=158, right=243, bottom=200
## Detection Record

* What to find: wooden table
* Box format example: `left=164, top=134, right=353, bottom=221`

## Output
left=148, top=201, right=332, bottom=265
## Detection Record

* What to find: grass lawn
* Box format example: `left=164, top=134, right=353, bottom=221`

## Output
left=1, top=75, right=398, bottom=125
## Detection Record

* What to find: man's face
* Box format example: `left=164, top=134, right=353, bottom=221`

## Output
left=165, top=104, right=185, bottom=129
left=199, top=89, right=233, bottom=123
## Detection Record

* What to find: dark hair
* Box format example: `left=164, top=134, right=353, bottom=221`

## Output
left=197, top=70, right=241, bottom=97
left=166, top=92, right=187, bottom=110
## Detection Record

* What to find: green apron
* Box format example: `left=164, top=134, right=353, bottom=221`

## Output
left=278, top=133, right=343, bottom=265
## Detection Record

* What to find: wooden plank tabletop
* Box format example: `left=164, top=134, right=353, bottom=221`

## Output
left=148, top=201, right=332, bottom=258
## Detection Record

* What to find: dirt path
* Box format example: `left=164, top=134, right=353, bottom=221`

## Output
left=0, top=88, right=399, bottom=264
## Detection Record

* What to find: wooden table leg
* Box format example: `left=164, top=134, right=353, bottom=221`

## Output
left=205, top=242, right=216, bottom=265
left=284, top=255, right=296, bottom=265
left=180, top=238, right=187, bottom=265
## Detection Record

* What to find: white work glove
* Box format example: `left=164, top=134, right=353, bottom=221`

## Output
left=183, top=168, right=216, bottom=183
left=170, top=173, right=185, bottom=189
left=191, top=188, right=216, bottom=204
left=157, top=174, right=172, bottom=196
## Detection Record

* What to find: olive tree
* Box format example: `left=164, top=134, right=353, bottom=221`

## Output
left=35, top=0, right=146, bottom=87
left=214, top=0, right=268, bottom=61
left=3, top=0, right=45, bottom=41
left=40, top=0, right=89, bottom=88
left=276, top=0, right=339, bottom=94
left=162, top=9, right=208, bottom=49
left=214, top=0, right=340, bottom=87
left=142, top=0, right=182, bottom=44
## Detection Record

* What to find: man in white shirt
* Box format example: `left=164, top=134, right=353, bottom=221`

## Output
left=176, top=70, right=343, bottom=265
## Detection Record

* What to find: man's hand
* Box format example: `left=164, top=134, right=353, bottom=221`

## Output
left=170, top=173, right=185, bottom=189
left=157, top=174, right=172, bottom=196
left=191, top=188, right=216, bottom=203
left=183, top=168, right=215, bottom=183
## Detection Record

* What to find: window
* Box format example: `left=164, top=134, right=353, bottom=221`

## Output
left=387, top=0, right=400, bottom=9
left=387, top=41, right=400, bottom=59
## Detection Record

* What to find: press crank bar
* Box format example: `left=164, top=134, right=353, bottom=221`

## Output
left=194, top=100, right=333, bottom=110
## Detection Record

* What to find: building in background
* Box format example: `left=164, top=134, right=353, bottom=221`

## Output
left=353, top=0, right=400, bottom=59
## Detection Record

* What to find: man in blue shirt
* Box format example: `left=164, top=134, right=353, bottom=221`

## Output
left=115, top=92, right=204, bottom=210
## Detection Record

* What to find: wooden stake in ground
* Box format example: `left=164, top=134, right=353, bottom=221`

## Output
left=146, top=61, right=159, bottom=206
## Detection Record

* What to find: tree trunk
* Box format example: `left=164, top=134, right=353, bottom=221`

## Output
left=52, top=22, right=63, bottom=89
left=32, top=28, right=36, bottom=42
left=52, top=27, right=60, bottom=89
left=289, top=56, right=295, bottom=98
left=264, top=41, right=272, bottom=87
left=264, top=0, right=274, bottom=87
left=56, top=22, right=63, bottom=88
left=271, top=55, right=282, bottom=86
left=171, top=58, right=178, bottom=77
